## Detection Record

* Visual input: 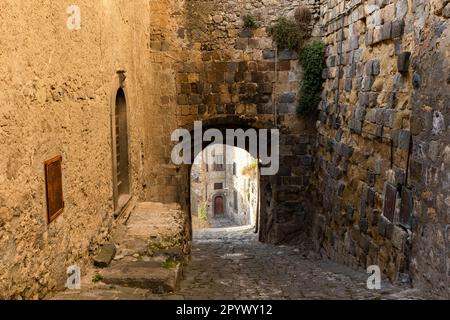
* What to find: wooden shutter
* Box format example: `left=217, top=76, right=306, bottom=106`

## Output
left=383, top=183, right=397, bottom=222
left=399, top=187, right=413, bottom=228
left=45, top=155, right=64, bottom=223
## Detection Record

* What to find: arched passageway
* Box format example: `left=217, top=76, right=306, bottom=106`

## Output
left=176, top=116, right=315, bottom=245
left=190, top=143, right=260, bottom=233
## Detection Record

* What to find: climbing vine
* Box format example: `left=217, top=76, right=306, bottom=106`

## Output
left=298, top=41, right=326, bottom=115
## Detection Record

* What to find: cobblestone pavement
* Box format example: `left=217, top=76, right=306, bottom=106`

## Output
left=51, top=217, right=427, bottom=300
left=176, top=218, right=426, bottom=300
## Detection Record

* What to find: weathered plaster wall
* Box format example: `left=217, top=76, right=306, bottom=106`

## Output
left=0, top=0, right=165, bottom=299
left=228, top=148, right=259, bottom=227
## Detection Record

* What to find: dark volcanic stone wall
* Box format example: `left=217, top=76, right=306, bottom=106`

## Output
left=313, top=0, right=449, bottom=297
left=408, top=4, right=449, bottom=297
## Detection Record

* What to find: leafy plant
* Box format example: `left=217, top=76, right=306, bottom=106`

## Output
left=162, top=258, right=179, bottom=269
left=298, top=40, right=326, bottom=115
left=243, top=15, right=258, bottom=29
left=92, top=274, right=103, bottom=283
left=198, top=205, right=208, bottom=222
left=242, top=160, right=258, bottom=179
left=268, top=17, right=308, bottom=51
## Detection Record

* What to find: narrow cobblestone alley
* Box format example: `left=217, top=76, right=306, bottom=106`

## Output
left=176, top=218, right=425, bottom=300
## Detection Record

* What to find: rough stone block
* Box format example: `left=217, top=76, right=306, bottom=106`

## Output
left=358, top=92, right=369, bottom=107
left=395, top=168, right=406, bottom=185
left=278, top=49, right=298, bottom=61
left=349, top=36, right=359, bottom=50
left=383, top=109, right=396, bottom=128
left=101, top=261, right=182, bottom=294
left=359, top=218, right=369, bottom=234
left=444, top=4, right=450, bottom=18
left=345, top=79, right=353, bottom=92
left=391, top=19, right=405, bottom=38
left=398, top=130, right=411, bottom=150
left=367, top=188, right=376, bottom=207
left=365, top=60, right=374, bottom=76
left=366, top=109, right=377, bottom=123
left=369, top=92, right=379, bottom=107
left=397, top=52, right=411, bottom=73
left=93, top=243, right=117, bottom=268
left=277, top=92, right=296, bottom=104
left=378, top=216, right=388, bottom=237
left=235, top=38, right=248, bottom=50
left=239, top=28, right=253, bottom=38
left=391, top=226, right=406, bottom=250
left=396, top=0, right=408, bottom=19
left=177, top=94, right=189, bottom=105
left=381, top=22, right=392, bottom=41
left=189, top=94, right=203, bottom=105
left=362, top=76, right=374, bottom=91
left=197, top=105, right=206, bottom=115
left=365, top=28, right=374, bottom=46
left=372, top=60, right=381, bottom=76
left=338, top=144, right=354, bottom=159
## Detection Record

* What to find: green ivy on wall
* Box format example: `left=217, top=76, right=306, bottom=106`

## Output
left=298, top=41, right=326, bottom=115
left=267, top=9, right=326, bottom=116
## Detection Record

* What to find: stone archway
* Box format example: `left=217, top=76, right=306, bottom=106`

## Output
left=177, top=115, right=315, bottom=245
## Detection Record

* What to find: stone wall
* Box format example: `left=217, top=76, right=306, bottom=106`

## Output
left=408, top=0, right=449, bottom=297
left=1, top=0, right=448, bottom=300
left=313, top=0, right=449, bottom=297
left=174, top=0, right=322, bottom=244
left=0, top=0, right=187, bottom=299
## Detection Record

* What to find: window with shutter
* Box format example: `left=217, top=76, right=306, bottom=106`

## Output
left=44, top=155, right=64, bottom=223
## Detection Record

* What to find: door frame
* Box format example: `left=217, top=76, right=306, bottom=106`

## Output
left=213, top=193, right=226, bottom=216
left=110, top=71, right=132, bottom=215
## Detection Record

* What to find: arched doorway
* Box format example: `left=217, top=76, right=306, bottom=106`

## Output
left=214, top=195, right=224, bottom=215
left=113, top=88, right=130, bottom=211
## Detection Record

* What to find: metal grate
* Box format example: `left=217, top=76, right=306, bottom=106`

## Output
left=44, top=155, right=64, bottom=223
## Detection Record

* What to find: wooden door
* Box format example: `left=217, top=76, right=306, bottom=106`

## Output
left=214, top=196, right=224, bottom=215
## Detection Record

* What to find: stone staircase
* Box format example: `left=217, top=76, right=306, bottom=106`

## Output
left=51, top=202, right=190, bottom=300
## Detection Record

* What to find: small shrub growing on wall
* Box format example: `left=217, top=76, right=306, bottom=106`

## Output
left=298, top=40, right=326, bottom=115
left=268, top=17, right=308, bottom=51
left=294, top=5, right=312, bottom=28
left=243, top=15, right=258, bottom=29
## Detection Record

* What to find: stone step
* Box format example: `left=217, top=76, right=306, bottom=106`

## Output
left=100, top=260, right=182, bottom=294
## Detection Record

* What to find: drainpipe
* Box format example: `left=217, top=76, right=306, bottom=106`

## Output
left=446, top=225, right=450, bottom=299
left=273, top=45, right=278, bottom=128
left=335, top=16, right=344, bottom=117
left=255, top=163, right=261, bottom=234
